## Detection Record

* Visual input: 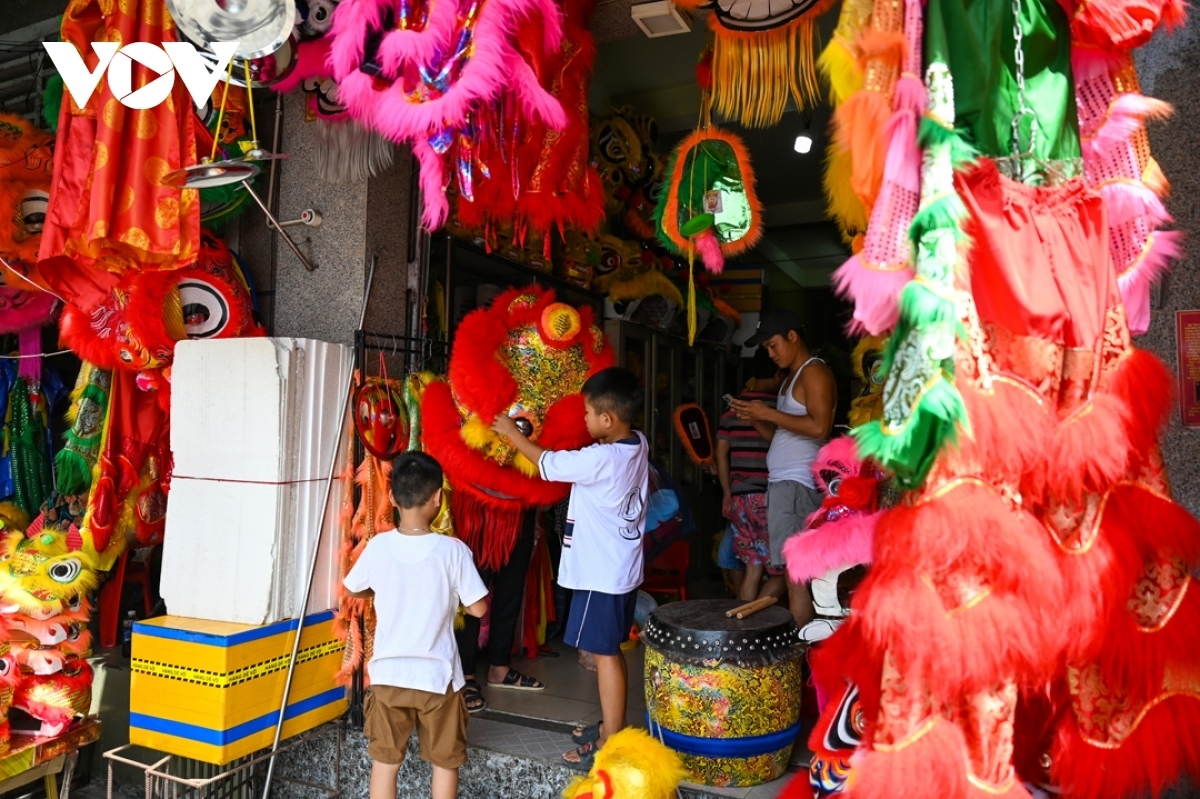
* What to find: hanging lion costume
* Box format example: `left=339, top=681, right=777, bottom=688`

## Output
left=421, top=286, right=613, bottom=568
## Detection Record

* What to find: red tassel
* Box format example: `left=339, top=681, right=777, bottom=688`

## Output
left=451, top=488, right=525, bottom=570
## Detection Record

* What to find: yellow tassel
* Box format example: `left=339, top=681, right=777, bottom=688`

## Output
left=710, top=18, right=824, bottom=128
left=823, top=143, right=868, bottom=244
left=818, top=36, right=864, bottom=108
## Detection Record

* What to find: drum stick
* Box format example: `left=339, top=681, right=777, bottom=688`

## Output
left=725, top=600, right=758, bottom=618
left=736, top=596, right=778, bottom=619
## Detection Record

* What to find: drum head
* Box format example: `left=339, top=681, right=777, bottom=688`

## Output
left=643, top=599, right=803, bottom=667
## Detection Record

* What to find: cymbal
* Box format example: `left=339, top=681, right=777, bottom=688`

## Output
left=161, top=160, right=262, bottom=189
left=240, top=146, right=291, bottom=162
left=167, top=0, right=297, bottom=60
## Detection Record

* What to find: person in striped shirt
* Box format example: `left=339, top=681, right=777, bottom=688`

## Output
left=717, top=351, right=786, bottom=602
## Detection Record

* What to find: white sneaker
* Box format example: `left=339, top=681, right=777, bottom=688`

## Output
left=811, top=570, right=851, bottom=618
left=800, top=618, right=844, bottom=643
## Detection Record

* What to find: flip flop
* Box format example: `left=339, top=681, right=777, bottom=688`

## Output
left=571, top=722, right=601, bottom=745
left=488, top=668, right=546, bottom=691
left=463, top=679, right=486, bottom=713
left=563, top=740, right=598, bottom=772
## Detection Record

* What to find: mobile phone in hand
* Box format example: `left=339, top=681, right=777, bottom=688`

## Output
left=722, top=394, right=736, bottom=407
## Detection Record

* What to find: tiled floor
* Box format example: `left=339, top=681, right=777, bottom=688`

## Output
left=466, top=640, right=810, bottom=799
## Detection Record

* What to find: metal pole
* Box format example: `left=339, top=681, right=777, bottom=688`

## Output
left=259, top=255, right=378, bottom=799
left=241, top=182, right=317, bottom=272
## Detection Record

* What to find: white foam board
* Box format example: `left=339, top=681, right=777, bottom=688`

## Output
left=160, top=477, right=293, bottom=626
left=165, top=337, right=353, bottom=625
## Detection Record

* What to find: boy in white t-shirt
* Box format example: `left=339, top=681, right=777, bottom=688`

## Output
left=492, top=367, right=648, bottom=771
left=343, top=452, right=489, bottom=799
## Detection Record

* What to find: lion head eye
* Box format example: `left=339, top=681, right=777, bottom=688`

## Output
left=48, top=559, right=82, bottom=584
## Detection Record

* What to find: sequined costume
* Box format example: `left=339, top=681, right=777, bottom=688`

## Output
left=797, top=0, right=1200, bottom=796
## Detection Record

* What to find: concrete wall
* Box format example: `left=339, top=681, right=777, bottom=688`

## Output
left=235, top=94, right=416, bottom=347
left=1137, top=28, right=1200, bottom=519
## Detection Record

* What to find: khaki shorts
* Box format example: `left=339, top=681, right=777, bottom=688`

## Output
left=767, top=479, right=824, bottom=568
left=363, top=684, right=469, bottom=768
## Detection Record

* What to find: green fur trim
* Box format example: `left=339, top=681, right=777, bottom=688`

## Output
left=43, top=75, right=64, bottom=133
left=897, top=282, right=957, bottom=328
left=53, top=449, right=93, bottom=496
left=854, top=376, right=967, bottom=489
left=909, top=193, right=968, bottom=244
left=652, top=149, right=683, bottom=255
left=917, top=118, right=978, bottom=168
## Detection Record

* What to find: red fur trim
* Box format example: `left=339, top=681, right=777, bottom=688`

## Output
left=1044, top=391, right=1133, bottom=504
left=1052, top=690, right=1200, bottom=799
left=844, top=718, right=971, bottom=799
left=1070, top=486, right=1200, bottom=699
left=856, top=484, right=1067, bottom=700
left=1065, top=0, right=1188, bottom=51
left=955, top=379, right=1053, bottom=493
left=785, top=511, right=878, bottom=584
left=1105, top=348, right=1174, bottom=461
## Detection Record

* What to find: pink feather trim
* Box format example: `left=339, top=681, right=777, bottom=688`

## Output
left=330, top=0, right=566, bottom=145
left=696, top=228, right=724, bottom=274
left=412, top=138, right=450, bottom=230
left=784, top=511, right=879, bottom=585
left=1119, top=229, right=1183, bottom=336
left=1082, top=94, right=1173, bottom=160
left=833, top=257, right=912, bottom=336
left=1099, top=180, right=1171, bottom=227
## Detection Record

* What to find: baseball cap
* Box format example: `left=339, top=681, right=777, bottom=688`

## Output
left=745, top=309, right=804, bottom=347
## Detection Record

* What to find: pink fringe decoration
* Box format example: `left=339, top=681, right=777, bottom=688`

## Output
left=784, top=511, right=879, bottom=585
left=330, top=0, right=566, bottom=146
left=1098, top=180, right=1170, bottom=227
left=1119, top=229, right=1183, bottom=336
left=1081, top=94, right=1173, bottom=162
left=696, top=228, right=724, bottom=274
left=412, top=138, right=450, bottom=230
left=833, top=79, right=923, bottom=336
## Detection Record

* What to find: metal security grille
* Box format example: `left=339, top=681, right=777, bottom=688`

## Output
left=0, top=17, right=59, bottom=124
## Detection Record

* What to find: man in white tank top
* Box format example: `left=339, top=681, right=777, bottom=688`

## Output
left=732, top=309, right=837, bottom=627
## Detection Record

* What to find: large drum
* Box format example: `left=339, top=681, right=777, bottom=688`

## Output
left=642, top=599, right=804, bottom=787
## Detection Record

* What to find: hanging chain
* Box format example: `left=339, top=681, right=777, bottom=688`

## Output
left=1009, top=0, right=1038, bottom=158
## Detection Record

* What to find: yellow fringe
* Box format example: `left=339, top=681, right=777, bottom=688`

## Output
left=710, top=19, right=822, bottom=128
left=819, top=37, right=864, bottom=109
left=823, top=144, right=868, bottom=244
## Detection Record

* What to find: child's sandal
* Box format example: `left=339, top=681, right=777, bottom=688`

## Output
left=563, top=740, right=598, bottom=772
left=463, top=680, right=486, bottom=714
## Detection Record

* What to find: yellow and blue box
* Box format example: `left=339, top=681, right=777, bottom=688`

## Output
left=129, top=611, right=347, bottom=765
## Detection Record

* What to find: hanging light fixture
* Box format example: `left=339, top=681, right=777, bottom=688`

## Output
left=794, top=113, right=813, bottom=154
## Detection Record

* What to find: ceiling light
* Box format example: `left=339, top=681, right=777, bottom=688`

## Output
left=794, top=114, right=813, bottom=154
left=631, top=0, right=692, bottom=37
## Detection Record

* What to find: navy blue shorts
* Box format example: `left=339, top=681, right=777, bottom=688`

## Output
left=565, top=589, right=638, bottom=656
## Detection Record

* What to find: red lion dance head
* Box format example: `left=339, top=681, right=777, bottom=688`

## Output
left=422, top=286, right=613, bottom=567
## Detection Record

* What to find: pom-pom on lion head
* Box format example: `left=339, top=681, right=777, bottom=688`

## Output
left=422, top=286, right=614, bottom=510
